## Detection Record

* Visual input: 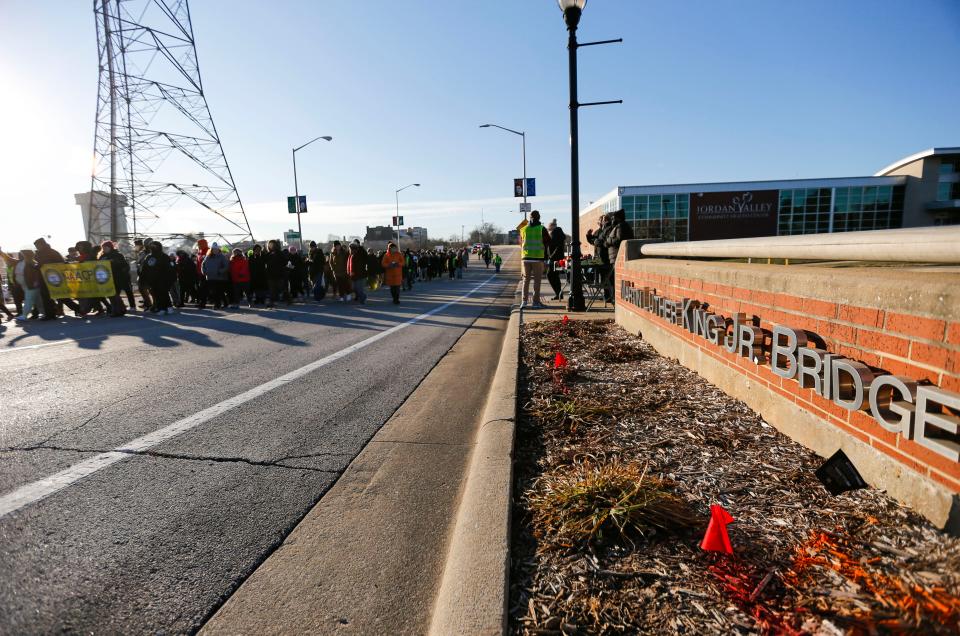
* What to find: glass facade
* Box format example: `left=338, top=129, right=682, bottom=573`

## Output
left=776, top=185, right=905, bottom=235
left=601, top=181, right=909, bottom=242
left=622, top=193, right=690, bottom=241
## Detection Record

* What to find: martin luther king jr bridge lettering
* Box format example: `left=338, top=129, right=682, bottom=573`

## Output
left=620, top=281, right=960, bottom=463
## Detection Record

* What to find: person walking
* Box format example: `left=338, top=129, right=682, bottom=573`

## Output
left=493, top=252, right=502, bottom=273
left=201, top=242, right=230, bottom=309
left=140, top=241, right=175, bottom=314
left=0, top=249, right=42, bottom=320
left=348, top=243, right=369, bottom=304
left=175, top=250, right=197, bottom=306
left=546, top=218, right=567, bottom=301
left=97, top=241, right=128, bottom=317
left=520, top=210, right=552, bottom=309
left=33, top=238, right=83, bottom=319
left=229, top=248, right=251, bottom=308
left=264, top=240, right=289, bottom=308
left=248, top=244, right=268, bottom=305
left=329, top=241, right=351, bottom=302
left=382, top=242, right=404, bottom=305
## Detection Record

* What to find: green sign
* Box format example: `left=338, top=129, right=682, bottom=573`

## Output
left=287, top=196, right=297, bottom=214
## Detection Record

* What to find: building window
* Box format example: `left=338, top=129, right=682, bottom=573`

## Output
left=938, top=181, right=960, bottom=201
left=939, top=158, right=960, bottom=175
left=628, top=193, right=689, bottom=241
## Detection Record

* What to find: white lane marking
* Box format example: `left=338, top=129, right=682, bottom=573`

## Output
left=0, top=274, right=503, bottom=519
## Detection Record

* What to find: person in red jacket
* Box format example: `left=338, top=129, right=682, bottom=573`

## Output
left=229, top=248, right=251, bottom=308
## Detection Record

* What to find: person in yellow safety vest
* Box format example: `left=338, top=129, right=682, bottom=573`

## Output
left=520, top=210, right=552, bottom=309
left=493, top=252, right=502, bottom=273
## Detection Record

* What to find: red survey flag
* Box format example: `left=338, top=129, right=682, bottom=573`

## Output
left=562, top=315, right=569, bottom=325
left=700, top=504, right=735, bottom=554
left=554, top=351, right=569, bottom=369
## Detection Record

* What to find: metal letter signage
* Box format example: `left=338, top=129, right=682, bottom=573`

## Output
left=620, top=280, right=960, bottom=463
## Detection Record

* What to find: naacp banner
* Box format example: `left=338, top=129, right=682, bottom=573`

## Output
left=40, top=262, right=116, bottom=299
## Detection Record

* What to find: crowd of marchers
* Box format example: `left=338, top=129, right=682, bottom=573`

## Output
left=0, top=236, right=505, bottom=322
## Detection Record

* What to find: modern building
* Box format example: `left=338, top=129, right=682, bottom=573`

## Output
left=579, top=147, right=960, bottom=250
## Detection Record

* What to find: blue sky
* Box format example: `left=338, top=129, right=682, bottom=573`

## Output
left=1, top=0, right=958, bottom=249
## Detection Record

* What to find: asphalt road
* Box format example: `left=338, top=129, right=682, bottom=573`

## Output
left=0, top=247, right=517, bottom=634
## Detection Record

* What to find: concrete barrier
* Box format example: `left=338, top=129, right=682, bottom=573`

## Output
left=616, top=244, right=960, bottom=531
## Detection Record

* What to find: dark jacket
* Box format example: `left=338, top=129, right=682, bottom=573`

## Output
left=248, top=252, right=268, bottom=287
left=547, top=226, right=566, bottom=261
left=139, top=250, right=174, bottom=288
left=604, top=218, right=634, bottom=264
left=264, top=249, right=289, bottom=280
left=99, top=250, right=130, bottom=289
left=589, top=222, right=611, bottom=264
left=348, top=248, right=369, bottom=281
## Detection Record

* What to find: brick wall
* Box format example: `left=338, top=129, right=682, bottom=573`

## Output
left=615, top=251, right=960, bottom=527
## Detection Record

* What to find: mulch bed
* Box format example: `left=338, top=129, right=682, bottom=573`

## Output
left=510, top=318, right=960, bottom=635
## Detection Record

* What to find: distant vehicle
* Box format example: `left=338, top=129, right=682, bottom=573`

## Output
left=472, top=243, right=484, bottom=254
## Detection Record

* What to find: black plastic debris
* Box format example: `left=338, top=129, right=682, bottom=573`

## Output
left=815, top=449, right=868, bottom=496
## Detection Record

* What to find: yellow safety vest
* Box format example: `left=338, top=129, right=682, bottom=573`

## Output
left=521, top=224, right=544, bottom=259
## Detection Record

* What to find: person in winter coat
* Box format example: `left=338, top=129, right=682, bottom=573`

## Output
left=347, top=243, right=369, bottom=304
left=0, top=248, right=43, bottom=320
left=33, top=237, right=83, bottom=319
left=201, top=242, right=230, bottom=309
left=546, top=219, right=567, bottom=301
left=287, top=245, right=306, bottom=300
left=194, top=239, right=210, bottom=308
left=329, top=241, right=351, bottom=302
left=247, top=244, right=268, bottom=305
left=140, top=241, right=175, bottom=314
left=174, top=250, right=197, bottom=306
left=228, top=249, right=251, bottom=308
left=264, top=240, right=289, bottom=308
left=98, top=241, right=128, bottom=317
left=586, top=213, right=613, bottom=301
left=381, top=242, right=405, bottom=305
left=603, top=208, right=634, bottom=301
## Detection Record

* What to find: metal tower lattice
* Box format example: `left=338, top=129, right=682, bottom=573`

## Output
left=88, top=0, right=253, bottom=245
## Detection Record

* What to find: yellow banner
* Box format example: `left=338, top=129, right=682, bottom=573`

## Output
left=40, top=262, right=117, bottom=299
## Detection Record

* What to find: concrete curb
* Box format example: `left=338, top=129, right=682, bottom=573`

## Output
left=427, top=308, right=520, bottom=636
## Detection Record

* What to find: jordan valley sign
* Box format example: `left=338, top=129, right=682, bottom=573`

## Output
left=620, top=281, right=960, bottom=463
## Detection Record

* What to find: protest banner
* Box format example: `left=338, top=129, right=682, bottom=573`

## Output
left=40, top=262, right=116, bottom=299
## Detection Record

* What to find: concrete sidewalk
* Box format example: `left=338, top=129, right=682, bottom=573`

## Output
left=200, top=277, right=516, bottom=635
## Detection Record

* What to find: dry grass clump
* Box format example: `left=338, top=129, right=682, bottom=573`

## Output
left=526, top=395, right=615, bottom=432
left=590, top=341, right=647, bottom=364
left=529, top=457, right=699, bottom=549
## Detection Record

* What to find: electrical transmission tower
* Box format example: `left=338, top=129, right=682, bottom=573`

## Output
left=87, top=0, right=253, bottom=246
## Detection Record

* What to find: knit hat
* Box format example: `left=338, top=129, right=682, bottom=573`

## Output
left=211, top=242, right=219, bottom=250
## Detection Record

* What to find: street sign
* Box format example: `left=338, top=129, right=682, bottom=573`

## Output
left=283, top=230, right=301, bottom=243
left=519, top=202, right=532, bottom=214
left=526, top=178, right=536, bottom=197
left=287, top=195, right=307, bottom=214
left=514, top=178, right=524, bottom=197
left=392, top=215, right=404, bottom=226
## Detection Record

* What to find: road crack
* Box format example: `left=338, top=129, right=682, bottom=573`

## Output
left=0, top=445, right=339, bottom=473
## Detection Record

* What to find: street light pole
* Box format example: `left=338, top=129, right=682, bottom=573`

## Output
left=479, top=123, right=528, bottom=220
left=562, top=1, right=586, bottom=312
left=292, top=135, right=332, bottom=250
left=558, top=0, right=622, bottom=312
left=395, top=183, right=420, bottom=249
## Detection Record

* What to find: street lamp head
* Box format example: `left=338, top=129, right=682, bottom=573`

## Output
left=320, top=136, right=333, bottom=141
left=413, top=183, right=420, bottom=187
left=479, top=124, right=490, bottom=128
left=558, top=0, right=586, bottom=29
